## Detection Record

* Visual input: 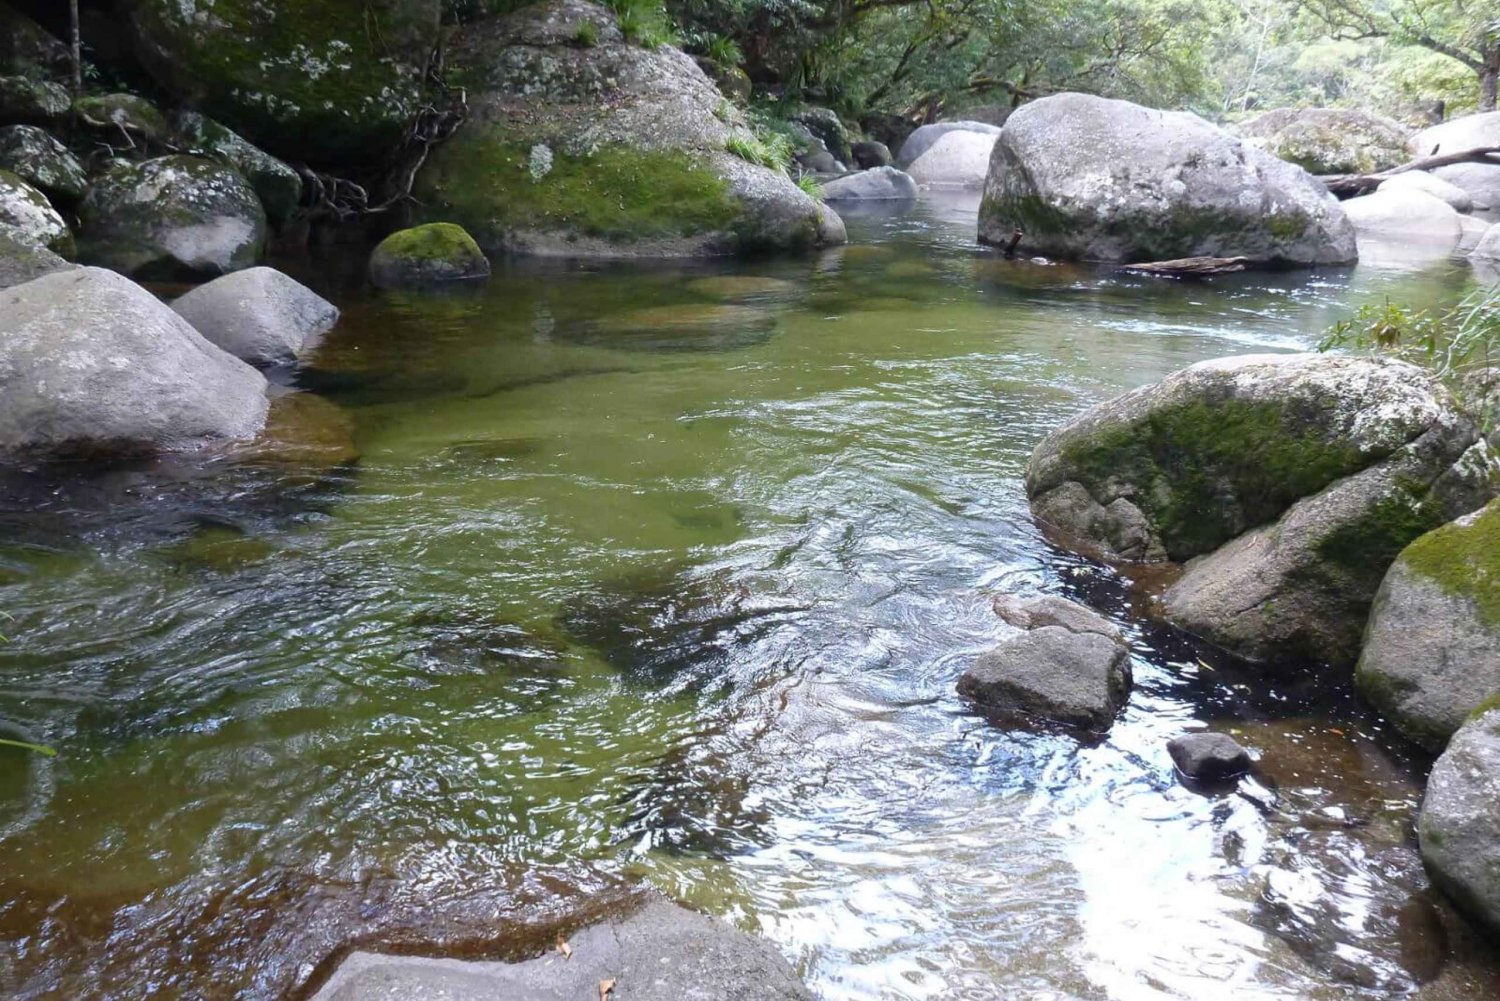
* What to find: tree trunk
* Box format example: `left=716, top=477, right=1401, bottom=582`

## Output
left=1482, top=62, right=1498, bottom=113
left=69, top=0, right=82, bottom=95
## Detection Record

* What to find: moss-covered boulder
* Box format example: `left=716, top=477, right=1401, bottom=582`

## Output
left=979, top=93, right=1357, bottom=266
left=173, top=112, right=303, bottom=227
left=1356, top=500, right=1500, bottom=749
left=1419, top=705, right=1500, bottom=938
left=0, top=229, right=72, bottom=288
left=1028, top=353, right=1498, bottom=666
left=72, top=92, right=172, bottom=144
left=0, top=125, right=86, bottom=202
left=77, top=155, right=268, bottom=279
left=0, top=167, right=71, bottom=254
left=1241, top=108, right=1411, bottom=175
left=124, top=0, right=442, bottom=165
left=0, top=74, right=69, bottom=122
left=414, top=0, right=843, bottom=258
left=368, top=222, right=490, bottom=288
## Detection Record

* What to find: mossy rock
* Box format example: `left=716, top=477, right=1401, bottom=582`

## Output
left=77, top=155, right=267, bottom=280
left=0, top=167, right=72, bottom=256
left=368, top=222, right=491, bottom=288
left=173, top=112, right=303, bottom=227
left=73, top=92, right=171, bottom=143
left=0, top=125, right=86, bottom=202
left=0, top=74, right=69, bottom=122
left=0, top=229, right=72, bottom=289
left=125, top=0, right=442, bottom=165
left=1241, top=108, right=1411, bottom=176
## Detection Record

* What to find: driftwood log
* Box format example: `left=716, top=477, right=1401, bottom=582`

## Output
left=1121, top=256, right=1251, bottom=277
left=1321, top=145, right=1500, bottom=198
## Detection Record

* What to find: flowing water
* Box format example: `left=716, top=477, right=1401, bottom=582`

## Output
left=1, top=195, right=1497, bottom=1000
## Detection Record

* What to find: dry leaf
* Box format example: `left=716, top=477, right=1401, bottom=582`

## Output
left=555, top=934, right=573, bottom=960
left=599, top=978, right=617, bottom=1001
left=1329, top=728, right=1346, bottom=736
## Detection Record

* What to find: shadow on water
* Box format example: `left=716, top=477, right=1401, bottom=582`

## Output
left=2, top=194, right=1499, bottom=1000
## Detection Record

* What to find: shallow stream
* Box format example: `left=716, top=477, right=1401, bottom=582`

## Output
left=1, top=196, right=1497, bottom=1000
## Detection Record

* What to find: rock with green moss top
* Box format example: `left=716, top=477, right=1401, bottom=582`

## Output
left=1356, top=500, right=1500, bottom=748
left=1028, top=353, right=1498, bottom=666
left=368, top=223, right=491, bottom=288
left=414, top=0, right=843, bottom=258
left=1419, top=705, right=1500, bottom=938
left=0, top=74, right=69, bottom=122
left=124, top=0, right=441, bottom=165
left=173, top=112, right=303, bottom=227
left=72, top=92, right=171, bottom=143
left=979, top=93, right=1357, bottom=266
left=0, top=125, right=86, bottom=202
left=0, top=229, right=72, bottom=289
left=1240, top=108, right=1410, bottom=175
left=791, top=108, right=853, bottom=165
left=0, top=168, right=71, bottom=255
left=77, top=155, right=267, bottom=279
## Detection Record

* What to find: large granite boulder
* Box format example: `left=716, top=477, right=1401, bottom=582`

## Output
left=1419, top=705, right=1500, bottom=938
left=0, top=267, right=268, bottom=456
left=124, top=0, right=442, bottom=165
left=77, top=155, right=267, bottom=279
left=958, top=594, right=1132, bottom=731
left=1241, top=108, right=1410, bottom=175
left=172, top=267, right=339, bottom=368
left=413, top=0, right=843, bottom=258
left=895, top=121, right=1002, bottom=168
left=1027, top=354, right=1498, bottom=666
left=820, top=166, right=918, bottom=202
left=310, top=898, right=812, bottom=1001
left=0, top=74, right=69, bottom=122
left=0, top=167, right=70, bottom=254
left=790, top=107, right=853, bottom=165
left=368, top=222, right=491, bottom=288
left=1343, top=187, right=1462, bottom=248
left=1411, top=111, right=1500, bottom=156
left=0, top=125, right=86, bottom=203
left=906, top=129, right=999, bottom=190
left=1357, top=500, right=1500, bottom=749
left=979, top=93, right=1357, bottom=266
left=172, top=112, right=303, bottom=227
left=1431, top=163, right=1500, bottom=218
left=1378, top=170, right=1473, bottom=213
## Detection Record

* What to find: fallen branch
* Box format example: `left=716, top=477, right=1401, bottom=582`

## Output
left=1121, top=256, right=1250, bottom=277
left=1320, top=145, right=1500, bottom=198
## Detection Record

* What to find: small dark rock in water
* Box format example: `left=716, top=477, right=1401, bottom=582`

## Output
left=309, top=898, right=812, bottom=1001
left=958, top=594, right=1131, bottom=732
left=1168, top=732, right=1252, bottom=781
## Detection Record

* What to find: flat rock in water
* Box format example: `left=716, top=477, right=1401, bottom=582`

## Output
left=1168, top=732, right=1252, bottom=781
left=959, top=594, right=1131, bottom=731
left=309, top=900, right=811, bottom=1001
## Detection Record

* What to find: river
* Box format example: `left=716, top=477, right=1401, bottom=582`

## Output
left=1, top=194, right=1496, bottom=1000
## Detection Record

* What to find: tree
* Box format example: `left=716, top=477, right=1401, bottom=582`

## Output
left=1301, top=1, right=1500, bottom=110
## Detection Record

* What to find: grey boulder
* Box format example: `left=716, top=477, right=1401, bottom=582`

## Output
left=310, top=899, right=811, bottom=1001
left=172, top=267, right=339, bottom=368
left=958, top=594, right=1132, bottom=731
left=0, top=168, right=71, bottom=255
left=1431, top=163, right=1500, bottom=218
left=0, top=75, right=69, bottom=122
left=173, top=111, right=303, bottom=227
left=78, top=155, right=268, bottom=279
left=979, top=93, right=1357, bottom=266
left=0, top=230, right=72, bottom=289
left=1474, top=223, right=1500, bottom=262
left=895, top=121, right=1001, bottom=168
left=0, top=125, right=87, bottom=202
left=0, top=267, right=268, bottom=456
left=1419, top=705, right=1500, bottom=938
left=1342, top=187, right=1461, bottom=251
left=1357, top=499, right=1500, bottom=750
left=1240, top=107, right=1410, bottom=174
left=1377, top=170, right=1474, bottom=213
left=1168, top=732, right=1252, bottom=781
left=820, top=167, right=919, bottom=202
left=1411, top=111, right=1500, bottom=156
left=790, top=107, right=853, bottom=165
left=851, top=140, right=893, bottom=169
left=906, top=129, right=999, bottom=190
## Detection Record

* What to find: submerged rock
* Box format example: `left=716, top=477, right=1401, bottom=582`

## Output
left=173, top=112, right=303, bottom=227
left=77, top=155, right=267, bottom=279
left=958, top=594, right=1132, bottom=731
left=0, top=168, right=71, bottom=255
left=1027, top=353, right=1496, bottom=665
left=309, top=898, right=812, bottom=1000
left=1419, top=705, right=1500, bottom=938
left=906, top=129, right=999, bottom=190
left=1357, top=500, right=1500, bottom=750
left=1168, top=732, right=1252, bottom=782
left=895, top=121, right=1001, bottom=168
left=367, top=223, right=491, bottom=288
left=979, top=93, right=1357, bottom=266
left=820, top=166, right=919, bottom=202
left=0, top=125, right=86, bottom=202
left=0, top=267, right=268, bottom=457
left=414, top=0, right=842, bottom=258
left=1242, top=108, right=1410, bottom=175
left=125, top=0, right=442, bottom=164
left=172, top=267, right=339, bottom=368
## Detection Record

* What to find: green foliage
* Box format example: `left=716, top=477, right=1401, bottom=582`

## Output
left=573, top=20, right=600, bottom=46
left=795, top=174, right=823, bottom=197
left=605, top=0, right=678, bottom=47
left=1400, top=498, right=1500, bottom=628
left=725, top=129, right=794, bottom=172
left=0, top=738, right=55, bottom=757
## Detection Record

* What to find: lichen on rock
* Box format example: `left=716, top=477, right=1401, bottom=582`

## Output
left=0, top=167, right=72, bottom=255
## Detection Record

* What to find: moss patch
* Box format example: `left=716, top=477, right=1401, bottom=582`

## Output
left=1059, top=397, right=1368, bottom=559
left=417, top=136, right=742, bottom=246
left=1400, top=499, right=1500, bottom=628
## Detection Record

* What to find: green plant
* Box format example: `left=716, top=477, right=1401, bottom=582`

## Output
left=725, top=129, right=794, bottom=172
left=796, top=173, right=824, bottom=198
left=573, top=20, right=599, bottom=46
left=704, top=34, right=744, bottom=67
left=0, top=738, right=55, bottom=757
left=604, top=0, right=677, bottom=48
